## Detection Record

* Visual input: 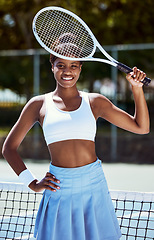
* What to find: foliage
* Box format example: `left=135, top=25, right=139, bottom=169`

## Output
left=0, top=0, right=154, bottom=96
left=0, top=0, right=154, bottom=50
left=0, top=54, right=56, bottom=99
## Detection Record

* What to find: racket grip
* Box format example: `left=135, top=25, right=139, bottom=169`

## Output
left=117, top=62, right=151, bottom=86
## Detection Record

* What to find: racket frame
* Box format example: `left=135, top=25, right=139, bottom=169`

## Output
left=32, top=6, right=151, bottom=86
left=32, top=6, right=117, bottom=67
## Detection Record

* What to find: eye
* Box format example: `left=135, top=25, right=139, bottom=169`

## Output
left=71, top=65, right=78, bottom=69
left=57, top=64, right=65, bottom=68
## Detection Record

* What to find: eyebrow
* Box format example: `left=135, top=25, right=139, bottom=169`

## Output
left=56, top=61, right=79, bottom=64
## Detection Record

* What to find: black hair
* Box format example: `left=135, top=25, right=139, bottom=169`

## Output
left=49, top=33, right=83, bottom=65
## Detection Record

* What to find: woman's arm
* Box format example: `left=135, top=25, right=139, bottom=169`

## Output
left=2, top=97, right=40, bottom=175
left=90, top=67, right=150, bottom=134
left=2, top=96, right=60, bottom=192
left=125, top=67, right=149, bottom=133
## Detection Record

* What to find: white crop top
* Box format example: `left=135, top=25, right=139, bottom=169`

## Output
left=42, top=91, right=96, bottom=145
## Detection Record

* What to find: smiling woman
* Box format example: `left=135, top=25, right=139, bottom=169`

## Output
left=49, top=35, right=83, bottom=91
left=2, top=13, right=150, bottom=240
left=51, top=58, right=82, bottom=90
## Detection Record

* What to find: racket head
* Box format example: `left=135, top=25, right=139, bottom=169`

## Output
left=32, top=6, right=96, bottom=61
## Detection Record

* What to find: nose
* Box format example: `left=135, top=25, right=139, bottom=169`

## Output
left=63, top=66, right=72, bottom=74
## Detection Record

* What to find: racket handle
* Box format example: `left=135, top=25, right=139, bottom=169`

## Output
left=117, top=62, right=151, bottom=86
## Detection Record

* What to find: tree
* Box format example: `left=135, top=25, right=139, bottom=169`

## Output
left=0, top=0, right=154, bottom=96
left=0, top=0, right=154, bottom=50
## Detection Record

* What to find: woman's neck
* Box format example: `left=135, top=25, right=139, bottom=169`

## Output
left=54, top=85, right=80, bottom=99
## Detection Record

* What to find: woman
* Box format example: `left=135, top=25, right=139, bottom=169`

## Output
left=2, top=53, right=149, bottom=240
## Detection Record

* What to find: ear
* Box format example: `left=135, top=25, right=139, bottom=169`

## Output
left=51, top=64, right=54, bottom=72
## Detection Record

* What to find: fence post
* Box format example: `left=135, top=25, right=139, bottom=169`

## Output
left=33, top=52, right=40, bottom=96
left=33, top=52, right=40, bottom=158
left=111, top=48, right=118, bottom=162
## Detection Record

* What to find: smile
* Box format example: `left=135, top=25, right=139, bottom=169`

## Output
left=61, top=77, right=74, bottom=81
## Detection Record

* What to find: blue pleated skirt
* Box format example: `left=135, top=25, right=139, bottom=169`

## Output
left=34, top=159, right=122, bottom=240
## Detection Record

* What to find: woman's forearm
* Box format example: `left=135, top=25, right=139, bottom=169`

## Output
left=2, top=146, right=27, bottom=176
left=132, top=86, right=150, bottom=134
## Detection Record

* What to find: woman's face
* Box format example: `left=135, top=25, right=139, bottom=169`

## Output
left=52, top=58, right=82, bottom=89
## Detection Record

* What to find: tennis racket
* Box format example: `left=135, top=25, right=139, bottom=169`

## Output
left=32, top=6, right=151, bottom=86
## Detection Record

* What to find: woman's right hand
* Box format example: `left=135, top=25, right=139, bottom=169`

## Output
left=28, top=172, right=60, bottom=192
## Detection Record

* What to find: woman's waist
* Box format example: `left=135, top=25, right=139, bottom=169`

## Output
left=48, top=159, right=106, bottom=188
left=48, top=139, right=97, bottom=168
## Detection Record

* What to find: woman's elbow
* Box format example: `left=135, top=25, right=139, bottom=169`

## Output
left=2, top=141, right=14, bottom=158
left=138, top=126, right=150, bottom=135
left=2, top=142, right=8, bottom=158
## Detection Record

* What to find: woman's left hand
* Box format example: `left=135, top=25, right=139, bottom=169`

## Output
left=126, top=67, right=146, bottom=88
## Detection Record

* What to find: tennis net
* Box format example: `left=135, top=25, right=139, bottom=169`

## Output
left=0, top=182, right=154, bottom=240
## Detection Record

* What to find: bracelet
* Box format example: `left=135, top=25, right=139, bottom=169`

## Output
left=18, top=169, right=36, bottom=187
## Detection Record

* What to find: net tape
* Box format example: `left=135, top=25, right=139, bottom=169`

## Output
left=0, top=182, right=154, bottom=240
left=34, top=9, right=94, bottom=58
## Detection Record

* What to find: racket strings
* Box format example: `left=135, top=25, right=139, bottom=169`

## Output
left=34, top=10, right=94, bottom=58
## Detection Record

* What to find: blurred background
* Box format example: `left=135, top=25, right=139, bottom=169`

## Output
left=0, top=0, right=154, bottom=191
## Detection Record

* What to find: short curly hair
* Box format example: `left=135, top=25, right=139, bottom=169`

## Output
left=49, top=54, right=58, bottom=65
left=49, top=33, right=83, bottom=65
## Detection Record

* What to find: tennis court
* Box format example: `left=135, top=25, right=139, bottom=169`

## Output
left=1, top=160, right=154, bottom=192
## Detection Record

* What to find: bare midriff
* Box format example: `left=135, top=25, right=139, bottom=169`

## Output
left=48, top=139, right=97, bottom=168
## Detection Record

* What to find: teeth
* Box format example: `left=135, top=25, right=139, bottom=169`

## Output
left=62, top=77, right=73, bottom=81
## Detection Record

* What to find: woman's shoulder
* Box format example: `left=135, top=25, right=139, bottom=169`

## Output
left=84, top=92, right=112, bottom=119
left=28, top=94, right=45, bottom=104
left=25, top=93, right=51, bottom=109
left=19, top=94, right=49, bottom=124
left=21, top=94, right=48, bottom=115
left=87, top=92, right=111, bottom=106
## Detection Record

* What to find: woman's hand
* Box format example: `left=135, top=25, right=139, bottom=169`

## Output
left=126, top=67, right=146, bottom=88
left=29, top=172, right=60, bottom=192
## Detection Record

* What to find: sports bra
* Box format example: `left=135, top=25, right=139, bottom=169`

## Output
left=42, top=91, right=96, bottom=145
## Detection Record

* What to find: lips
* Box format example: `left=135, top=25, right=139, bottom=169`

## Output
left=61, top=77, right=74, bottom=81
